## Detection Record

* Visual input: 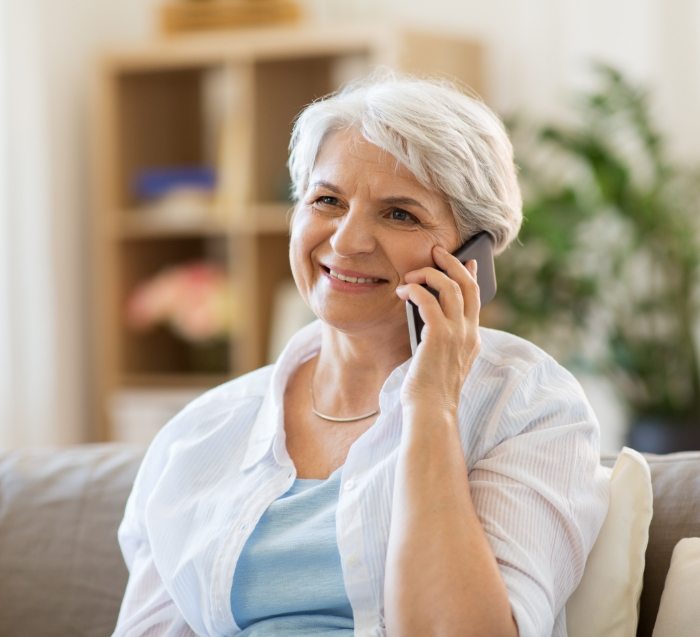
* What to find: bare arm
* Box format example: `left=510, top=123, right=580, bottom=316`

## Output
left=388, top=246, right=518, bottom=637
left=384, top=407, right=517, bottom=637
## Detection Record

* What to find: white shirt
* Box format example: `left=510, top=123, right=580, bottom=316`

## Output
left=114, top=320, right=609, bottom=637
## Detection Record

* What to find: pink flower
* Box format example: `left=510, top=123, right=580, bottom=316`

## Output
left=126, top=261, right=232, bottom=342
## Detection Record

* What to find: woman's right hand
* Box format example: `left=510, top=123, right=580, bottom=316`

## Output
left=396, top=245, right=481, bottom=422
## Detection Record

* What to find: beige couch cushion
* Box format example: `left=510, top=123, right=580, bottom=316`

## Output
left=651, top=537, right=700, bottom=637
left=602, top=451, right=700, bottom=637
left=567, top=447, right=653, bottom=637
left=0, top=444, right=142, bottom=637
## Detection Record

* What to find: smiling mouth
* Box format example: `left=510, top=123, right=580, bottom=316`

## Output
left=323, top=266, right=386, bottom=284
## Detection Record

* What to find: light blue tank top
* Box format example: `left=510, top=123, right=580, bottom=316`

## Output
left=230, top=468, right=354, bottom=635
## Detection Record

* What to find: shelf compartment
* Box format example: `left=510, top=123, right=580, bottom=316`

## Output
left=114, top=66, right=215, bottom=209
left=250, top=54, right=370, bottom=202
left=117, top=236, right=232, bottom=376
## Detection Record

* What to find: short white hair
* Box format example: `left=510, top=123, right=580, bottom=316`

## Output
left=288, top=73, right=522, bottom=254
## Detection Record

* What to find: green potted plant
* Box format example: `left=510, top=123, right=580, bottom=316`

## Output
left=492, top=64, right=700, bottom=452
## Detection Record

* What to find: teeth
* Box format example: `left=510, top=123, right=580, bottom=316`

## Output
left=329, top=269, right=381, bottom=284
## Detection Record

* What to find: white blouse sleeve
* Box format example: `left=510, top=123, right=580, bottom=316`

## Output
left=113, top=429, right=198, bottom=637
left=113, top=532, right=196, bottom=636
left=468, top=357, right=609, bottom=637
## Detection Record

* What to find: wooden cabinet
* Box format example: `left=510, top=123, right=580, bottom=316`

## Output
left=91, top=24, right=482, bottom=441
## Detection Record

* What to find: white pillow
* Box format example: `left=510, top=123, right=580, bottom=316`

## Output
left=566, top=446, right=653, bottom=637
left=651, top=537, right=700, bottom=637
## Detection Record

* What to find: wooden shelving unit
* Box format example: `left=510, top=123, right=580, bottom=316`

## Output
left=91, top=23, right=483, bottom=442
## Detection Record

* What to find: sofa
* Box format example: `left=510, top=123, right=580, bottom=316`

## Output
left=0, top=444, right=698, bottom=637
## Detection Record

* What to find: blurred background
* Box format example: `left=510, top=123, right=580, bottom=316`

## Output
left=1, top=0, right=699, bottom=453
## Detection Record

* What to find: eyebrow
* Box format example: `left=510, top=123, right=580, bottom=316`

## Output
left=380, top=196, right=431, bottom=214
left=309, top=180, right=433, bottom=215
left=310, top=180, right=344, bottom=194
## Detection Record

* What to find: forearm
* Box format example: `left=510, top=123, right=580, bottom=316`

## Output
left=384, top=407, right=518, bottom=637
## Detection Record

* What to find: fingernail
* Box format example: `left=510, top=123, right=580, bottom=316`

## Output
left=469, top=259, right=478, bottom=273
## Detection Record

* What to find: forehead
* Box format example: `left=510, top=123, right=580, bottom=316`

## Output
left=312, top=128, right=424, bottom=190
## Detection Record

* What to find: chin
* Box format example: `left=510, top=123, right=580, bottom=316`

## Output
left=314, top=303, right=407, bottom=337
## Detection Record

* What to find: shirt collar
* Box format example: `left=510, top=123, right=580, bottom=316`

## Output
left=242, top=320, right=322, bottom=471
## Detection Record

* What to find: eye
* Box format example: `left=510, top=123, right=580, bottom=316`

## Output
left=387, top=208, right=419, bottom=224
left=314, top=195, right=339, bottom=207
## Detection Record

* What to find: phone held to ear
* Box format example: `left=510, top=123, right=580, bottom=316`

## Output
left=406, top=231, right=496, bottom=355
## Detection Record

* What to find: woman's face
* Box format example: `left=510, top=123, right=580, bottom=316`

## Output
left=289, top=128, right=460, bottom=336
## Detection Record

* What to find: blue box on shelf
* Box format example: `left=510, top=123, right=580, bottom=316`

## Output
left=133, top=166, right=217, bottom=200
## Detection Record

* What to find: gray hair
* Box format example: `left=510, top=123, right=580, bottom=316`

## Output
left=288, top=73, right=522, bottom=254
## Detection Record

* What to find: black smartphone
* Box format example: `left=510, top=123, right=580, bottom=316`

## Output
left=406, top=231, right=496, bottom=354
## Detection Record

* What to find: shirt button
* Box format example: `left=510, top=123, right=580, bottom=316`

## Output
left=344, top=479, right=356, bottom=491
left=347, top=554, right=359, bottom=568
left=240, top=523, right=249, bottom=532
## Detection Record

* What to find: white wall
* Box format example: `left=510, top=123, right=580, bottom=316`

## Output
left=3, top=0, right=698, bottom=448
left=0, top=0, right=161, bottom=446
left=305, top=0, right=700, bottom=159
left=0, top=0, right=56, bottom=447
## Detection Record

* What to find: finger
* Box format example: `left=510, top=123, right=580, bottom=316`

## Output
left=395, top=282, right=445, bottom=327
left=403, top=267, right=465, bottom=321
left=432, top=246, right=480, bottom=317
left=432, top=245, right=476, bottom=284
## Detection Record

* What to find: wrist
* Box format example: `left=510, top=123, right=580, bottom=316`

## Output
left=401, top=404, right=459, bottom=441
left=402, top=401, right=457, bottom=424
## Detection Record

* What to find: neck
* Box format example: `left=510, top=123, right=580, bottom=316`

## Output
left=310, top=321, right=411, bottom=417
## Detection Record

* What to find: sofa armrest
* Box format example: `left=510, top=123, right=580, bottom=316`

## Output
left=0, top=444, right=143, bottom=637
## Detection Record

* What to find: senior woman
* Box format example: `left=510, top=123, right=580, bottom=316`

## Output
left=114, top=74, right=608, bottom=637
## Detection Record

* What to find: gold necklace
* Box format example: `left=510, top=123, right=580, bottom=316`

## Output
left=309, top=368, right=379, bottom=423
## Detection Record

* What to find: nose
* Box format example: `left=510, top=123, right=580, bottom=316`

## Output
left=329, top=207, right=377, bottom=256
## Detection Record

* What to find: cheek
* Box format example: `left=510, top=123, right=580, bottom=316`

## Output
left=288, top=231, right=307, bottom=289
left=391, top=240, right=438, bottom=281
left=388, top=218, right=461, bottom=279
left=289, top=214, right=321, bottom=287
